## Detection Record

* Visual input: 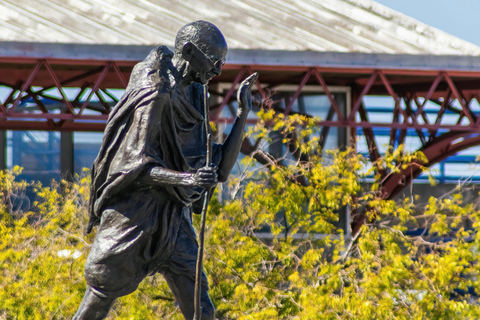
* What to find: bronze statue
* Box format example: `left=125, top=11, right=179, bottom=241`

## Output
left=73, top=21, right=258, bottom=320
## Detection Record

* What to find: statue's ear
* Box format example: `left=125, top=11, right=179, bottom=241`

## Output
left=182, top=42, right=194, bottom=61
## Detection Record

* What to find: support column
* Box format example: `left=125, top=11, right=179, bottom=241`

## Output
left=61, top=131, right=74, bottom=181
left=335, top=92, right=351, bottom=240
left=335, top=93, right=347, bottom=151
left=0, top=130, right=6, bottom=170
left=350, top=88, right=359, bottom=149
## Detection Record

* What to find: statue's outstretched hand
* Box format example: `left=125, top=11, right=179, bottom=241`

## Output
left=191, top=166, right=218, bottom=189
left=237, top=72, right=258, bottom=116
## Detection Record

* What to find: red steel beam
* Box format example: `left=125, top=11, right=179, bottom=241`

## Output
left=0, top=113, right=108, bottom=120
left=42, top=60, right=76, bottom=115
left=443, top=72, right=476, bottom=124
left=351, top=131, right=480, bottom=237
left=414, top=73, right=443, bottom=120
left=78, top=62, right=112, bottom=116
left=246, top=66, right=266, bottom=99
left=382, top=132, right=480, bottom=200
left=284, top=69, right=313, bottom=115
left=313, top=68, right=345, bottom=121
left=9, top=60, right=44, bottom=114
left=111, top=61, right=128, bottom=88
left=348, top=71, right=379, bottom=122
left=0, top=120, right=107, bottom=131
left=211, top=67, right=247, bottom=120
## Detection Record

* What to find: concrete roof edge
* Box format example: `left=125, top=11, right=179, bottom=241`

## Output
left=231, top=49, right=480, bottom=71
left=0, top=41, right=160, bottom=61
left=2, top=42, right=480, bottom=71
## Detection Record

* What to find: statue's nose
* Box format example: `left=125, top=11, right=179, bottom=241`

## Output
left=213, top=65, right=222, bottom=76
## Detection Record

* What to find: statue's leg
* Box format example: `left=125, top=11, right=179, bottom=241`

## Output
left=75, top=204, right=152, bottom=319
left=162, top=214, right=215, bottom=320
left=73, top=286, right=116, bottom=320
left=163, top=270, right=214, bottom=320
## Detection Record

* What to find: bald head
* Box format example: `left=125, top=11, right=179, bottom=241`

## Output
left=173, top=21, right=228, bottom=85
left=174, top=21, right=227, bottom=55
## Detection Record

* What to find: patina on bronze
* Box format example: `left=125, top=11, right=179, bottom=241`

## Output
left=73, top=21, right=258, bottom=320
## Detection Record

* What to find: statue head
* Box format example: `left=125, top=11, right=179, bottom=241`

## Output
left=174, top=21, right=228, bottom=85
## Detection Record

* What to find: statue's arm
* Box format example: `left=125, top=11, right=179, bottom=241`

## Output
left=138, top=166, right=217, bottom=189
left=134, top=93, right=217, bottom=189
left=217, top=73, right=258, bottom=182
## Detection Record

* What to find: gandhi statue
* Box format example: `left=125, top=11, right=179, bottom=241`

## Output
left=73, top=20, right=257, bottom=320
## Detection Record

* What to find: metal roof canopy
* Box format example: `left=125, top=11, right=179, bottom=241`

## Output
left=1, top=0, right=480, bottom=56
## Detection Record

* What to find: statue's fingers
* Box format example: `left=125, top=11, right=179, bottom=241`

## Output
left=242, top=74, right=257, bottom=91
left=198, top=173, right=212, bottom=179
left=198, top=171, right=217, bottom=178
left=239, top=73, right=258, bottom=90
left=200, top=177, right=217, bottom=187
left=198, top=166, right=217, bottom=174
left=198, top=172, right=217, bottom=180
left=245, top=72, right=258, bottom=84
left=247, top=75, right=258, bottom=93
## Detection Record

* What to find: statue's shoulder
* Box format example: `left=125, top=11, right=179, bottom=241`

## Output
left=139, top=45, right=173, bottom=68
left=155, top=45, right=174, bottom=58
left=126, top=46, right=174, bottom=92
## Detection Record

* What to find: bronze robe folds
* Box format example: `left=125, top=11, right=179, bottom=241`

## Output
left=84, top=46, right=221, bottom=297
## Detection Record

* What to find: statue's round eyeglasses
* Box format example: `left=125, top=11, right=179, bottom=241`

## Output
left=191, top=43, right=226, bottom=70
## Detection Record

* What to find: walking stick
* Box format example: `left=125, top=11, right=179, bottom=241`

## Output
left=194, top=85, right=212, bottom=320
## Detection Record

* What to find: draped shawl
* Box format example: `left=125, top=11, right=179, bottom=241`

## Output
left=86, top=46, right=221, bottom=234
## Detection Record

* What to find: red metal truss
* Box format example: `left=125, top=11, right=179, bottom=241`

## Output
left=351, top=130, right=480, bottom=237
left=0, top=58, right=130, bottom=131
left=2, top=56, right=480, bottom=216
left=2, top=57, right=480, bottom=130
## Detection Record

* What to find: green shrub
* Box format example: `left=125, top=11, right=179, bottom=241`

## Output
left=0, top=112, right=479, bottom=319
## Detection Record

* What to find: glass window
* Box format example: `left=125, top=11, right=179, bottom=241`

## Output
left=73, top=132, right=103, bottom=174
left=7, top=131, right=61, bottom=185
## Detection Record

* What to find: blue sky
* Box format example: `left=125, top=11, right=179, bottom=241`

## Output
left=374, top=0, right=480, bottom=47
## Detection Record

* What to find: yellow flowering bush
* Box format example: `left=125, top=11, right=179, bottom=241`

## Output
left=0, top=111, right=479, bottom=319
